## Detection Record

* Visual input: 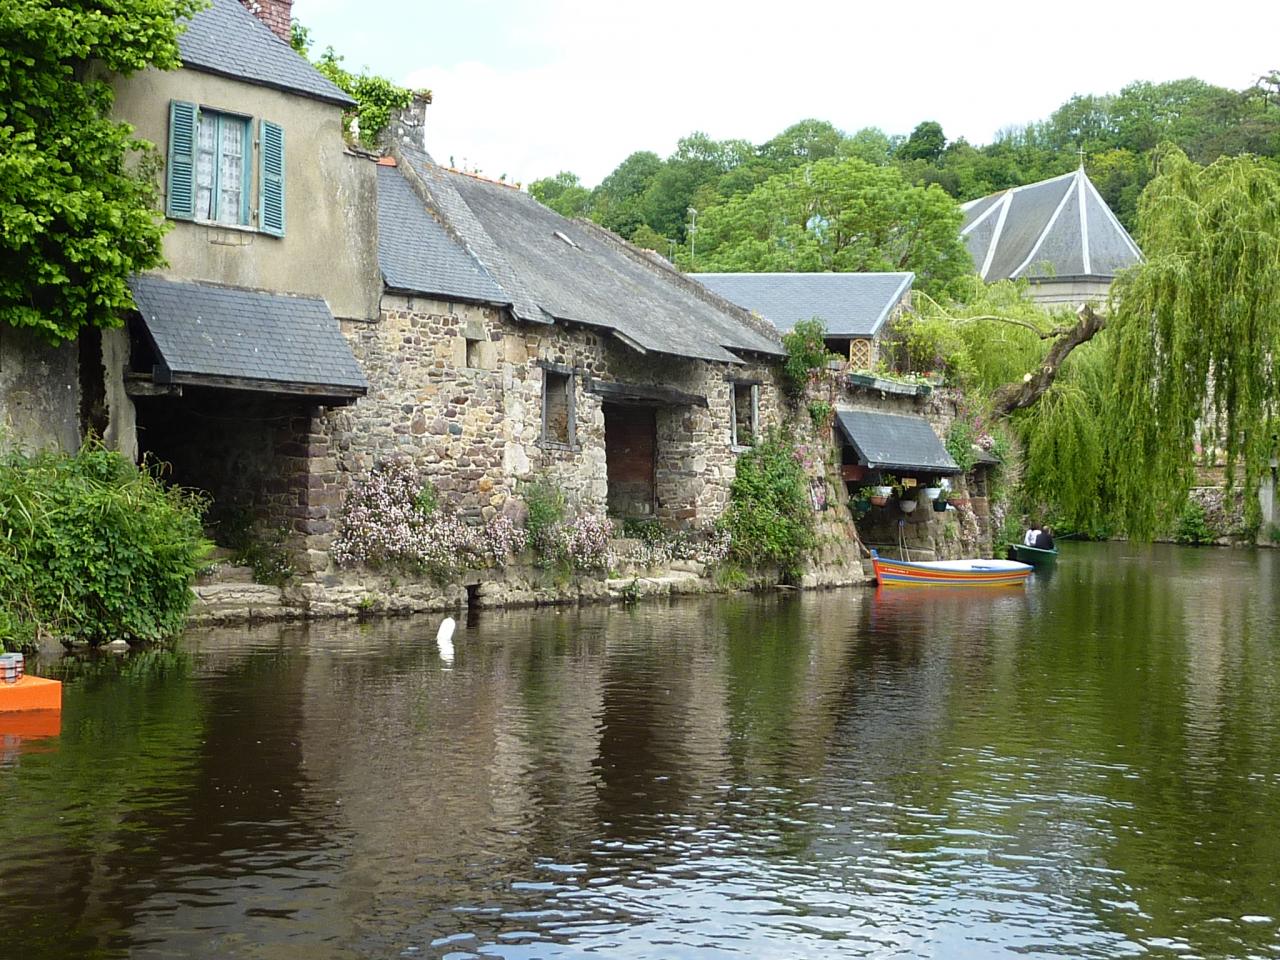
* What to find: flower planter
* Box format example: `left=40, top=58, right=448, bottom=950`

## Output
left=869, top=495, right=889, bottom=507
left=899, top=499, right=918, bottom=514
left=853, top=497, right=872, bottom=513
left=922, top=487, right=942, bottom=500
left=932, top=499, right=948, bottom=512
left=871, top=486, right=892, bottom=498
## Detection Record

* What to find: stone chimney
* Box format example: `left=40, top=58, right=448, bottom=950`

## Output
left=240, top=0, right=293, bottom=43
left=383, top=91, right=434, bottom=153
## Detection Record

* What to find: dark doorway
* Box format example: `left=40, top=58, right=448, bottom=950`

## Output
left=604, top=403, right=657, bottom=519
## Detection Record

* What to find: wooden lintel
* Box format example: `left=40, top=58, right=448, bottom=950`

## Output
left=124, top=377, right=183, bottom=398
left=586, top=378, right=707, bottom=408
left=168, top=373, right=366, bottom=404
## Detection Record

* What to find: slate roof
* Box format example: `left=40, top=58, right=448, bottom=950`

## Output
left=382, top=149, right=784, bottom=363
left=177, top=0, right=355, bottom=107
left=835, top=409, right=960, bottom=474
left=688, top=272, right=913, bottom=337
left=377, top=165, right=507, bottom=304
left=961, top=167, right=1141, bottom=282
left=129, top=274, right=368, bottom=398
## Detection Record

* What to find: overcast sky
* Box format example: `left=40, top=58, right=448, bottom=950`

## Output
left=296, top=0, right=1280, bottom=187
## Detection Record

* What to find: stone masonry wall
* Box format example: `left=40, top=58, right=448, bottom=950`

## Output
left=313, top=293, right=784, bottom=568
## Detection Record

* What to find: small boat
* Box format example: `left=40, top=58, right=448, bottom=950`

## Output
left=1008, top=543, right=1059, bottom=567
left=870, top=549, right=1032, bottom=586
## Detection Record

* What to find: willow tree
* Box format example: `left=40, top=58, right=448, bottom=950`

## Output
left=1105, top=147, right=1280, bottom=537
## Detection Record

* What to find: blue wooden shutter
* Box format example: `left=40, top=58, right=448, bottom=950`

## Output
left=166, top=100, right=197, bottom=220
left=259, top=119, right=285, bottom=237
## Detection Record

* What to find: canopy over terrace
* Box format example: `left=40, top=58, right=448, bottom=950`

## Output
left=835, top=409, right=960, bottom=477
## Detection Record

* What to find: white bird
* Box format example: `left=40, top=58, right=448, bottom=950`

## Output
left=436, top=616, right=456, bottom=664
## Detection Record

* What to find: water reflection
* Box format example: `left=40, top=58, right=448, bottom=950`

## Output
left=1, top=543, right=1279, bottom=958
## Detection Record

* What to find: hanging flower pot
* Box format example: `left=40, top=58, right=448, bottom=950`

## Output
left=899, top=499, right=918, bottom=514
left=853, top=497, right=872, bottom=513
left=869, top=494, right=889, bottom=507
left=923, top=486, right=942, bottom=500
left=871, top=486, right=892, bottom=498
left=932, top=499, right=948, bottom=513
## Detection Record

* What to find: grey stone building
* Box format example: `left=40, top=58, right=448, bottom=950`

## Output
left=960, top=165, right=1143, bottom=307
left=314, top=131, right=787, bottom=568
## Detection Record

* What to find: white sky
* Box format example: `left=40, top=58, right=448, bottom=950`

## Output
left=297, top=0, right=1280, bottom=187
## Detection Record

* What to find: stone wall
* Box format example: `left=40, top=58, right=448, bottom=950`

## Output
left=313, top=293, right=784, bottom=567
left=0, top=326, right=80, bottom=454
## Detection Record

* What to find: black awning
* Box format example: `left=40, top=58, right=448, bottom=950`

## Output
left=128, top=274, right=368, bottom=403
left=585, top=377, right=707, bottom=408
left=835, top=408, right=960, bottom=474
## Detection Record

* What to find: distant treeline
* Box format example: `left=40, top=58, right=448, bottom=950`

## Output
left=529, top=74, right=1280, bottom=250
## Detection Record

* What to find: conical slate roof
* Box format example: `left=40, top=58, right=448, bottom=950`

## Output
left=961, top=167, right=1141, bottom=283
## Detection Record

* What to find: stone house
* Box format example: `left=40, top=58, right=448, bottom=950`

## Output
left=690, top=271, right=913, bottom=369
left=314, top=128, right=787, bottom=563
left=961, top=165, right=1143, bottom=308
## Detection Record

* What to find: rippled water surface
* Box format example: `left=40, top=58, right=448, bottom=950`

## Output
left=3, top=542, right=1280, bottom=958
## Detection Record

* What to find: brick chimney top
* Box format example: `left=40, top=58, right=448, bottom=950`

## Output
left=240, top=0, right=293, bottom=44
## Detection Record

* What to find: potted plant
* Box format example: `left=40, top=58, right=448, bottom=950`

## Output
left=900, top=498, right=918, bottom=514
left=932, top=487, right=950, bottom=512
left=922, top=484, right=942, bottom=500
left=868, top=487, right=891, bottom=507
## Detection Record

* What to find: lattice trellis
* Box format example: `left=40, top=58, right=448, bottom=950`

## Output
left=848, top=338, right=873, bottom=368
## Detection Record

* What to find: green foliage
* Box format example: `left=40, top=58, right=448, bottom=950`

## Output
left=521, top=476, right=565, bottom=546
left=528, top=171, right=593, bottom=218
left=413, top=480, right=439, bottom=517
left=898, top=121, right=947, bottom=162
left=0, top=0, right=201, bottom=343
left=724, top=431, right=815, bottom=578
left=781, top=318, right=837, bottom=396
left=0, top=444, right=210, bottom=648
left=1106, top=147, right=1280, bottom=538
left=290, top=21, right=418, bottom=148
left=807, top=400, right=833, bottom=432
left=683, top=156, right=970, bottom=298
left=945, top=420, right=979, bottom=473
left=1173, top=500, right=1215, bottom=546
left=213, top=505, right=294, bottom=586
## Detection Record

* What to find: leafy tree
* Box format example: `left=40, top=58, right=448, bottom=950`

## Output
left=641, top=132, right=751, bottom=241
left=290, top=21, right=420, bottom=148
left=591, top=149, right=661, bottom=238
left=1105, top=147, right=1280, bottom=537
left=686, top=156, right=971, bottom=297
left=897, top=121, right=946, bottom=162
left=0, top=0, right=200, bottom=344
left=842, top=127, right=893, bottom=165
left=528, top=171, right=592, bottom=218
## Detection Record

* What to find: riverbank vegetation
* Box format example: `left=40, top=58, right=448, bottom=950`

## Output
left=0, top=444, right=209, bottom=650
left=0, top=0, right=199, bottom=343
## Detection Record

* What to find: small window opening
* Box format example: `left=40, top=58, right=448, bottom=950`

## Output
left=731, top=383, right=758, bottom=448
left=542, top=369, right=574, bottom=446
left=466, top=336, right=482, bottom=368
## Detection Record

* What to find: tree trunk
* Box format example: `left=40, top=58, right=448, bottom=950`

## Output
left=990, top=304, right=1107, bottom=418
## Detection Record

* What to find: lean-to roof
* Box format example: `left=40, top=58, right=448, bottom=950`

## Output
left=689, top=272, right=913, bottom=337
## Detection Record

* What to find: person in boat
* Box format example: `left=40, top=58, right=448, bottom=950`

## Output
left=1023, top=524, right=1042, bottom=547
left=1033, top=525, right=1055, bottom=550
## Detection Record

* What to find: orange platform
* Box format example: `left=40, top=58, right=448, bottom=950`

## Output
left=0, top=675, right=63, bottom=712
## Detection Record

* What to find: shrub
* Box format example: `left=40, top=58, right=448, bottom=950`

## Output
left=723, top=430, right=815, bottom=578
left=521, top=476, right=566, bottom=554
left=0, top=444, right=210, bottom=649
left=1173, top=498, right=1216, bottom=545
left=781, top=318, right=836, bottom=396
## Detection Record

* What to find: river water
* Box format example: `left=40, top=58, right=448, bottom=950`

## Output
left=2, top=542, right=1279, bottom=959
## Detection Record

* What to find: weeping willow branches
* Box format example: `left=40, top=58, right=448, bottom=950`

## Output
left=1106, top=147, right=1280, bottom=537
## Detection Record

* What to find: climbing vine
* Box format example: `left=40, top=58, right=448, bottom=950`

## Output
left=291, top=22, right=424, bottom=148
left=0, top=0, right=200, bottom=343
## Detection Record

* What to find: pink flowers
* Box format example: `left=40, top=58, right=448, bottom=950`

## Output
left=332, top=459, right=527, bottom=576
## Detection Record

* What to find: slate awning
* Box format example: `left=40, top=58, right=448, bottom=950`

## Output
left=129, top=275, right=368, bottom=403
left=835, top=409, right=960, bottom=474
